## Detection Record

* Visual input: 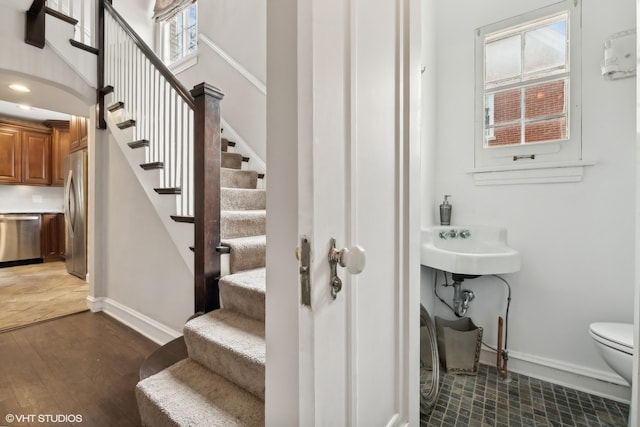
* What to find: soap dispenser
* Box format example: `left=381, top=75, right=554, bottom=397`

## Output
left=440, top=195, right=452, bottom=226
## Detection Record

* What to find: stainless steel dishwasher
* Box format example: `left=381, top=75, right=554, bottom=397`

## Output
left=0, top=214, right=42, bottom=263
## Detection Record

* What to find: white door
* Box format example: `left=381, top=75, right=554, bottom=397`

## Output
left=266, top=0, right=421, bottom=425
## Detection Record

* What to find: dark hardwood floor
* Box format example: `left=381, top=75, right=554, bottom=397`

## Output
left=0, top=311, right=159, bottom=427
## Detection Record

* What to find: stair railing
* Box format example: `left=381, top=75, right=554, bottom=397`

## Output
left=103, top=5, right=195, bottom=216
left=100, top=0, right=224, bottom=313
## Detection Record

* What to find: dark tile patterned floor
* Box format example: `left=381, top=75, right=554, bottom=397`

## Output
left=423, top=363, right=630, bottom=427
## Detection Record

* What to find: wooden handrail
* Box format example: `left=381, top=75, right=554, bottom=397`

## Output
left=44, top=7, right=78, bottom=26
left=103, top=1, right=195, bottom=109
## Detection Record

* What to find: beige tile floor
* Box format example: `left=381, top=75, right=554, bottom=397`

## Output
left=0, top=261, right=88, bottom=332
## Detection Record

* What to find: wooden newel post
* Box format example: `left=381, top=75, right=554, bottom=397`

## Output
left=191, top=82, right=225, bottom=313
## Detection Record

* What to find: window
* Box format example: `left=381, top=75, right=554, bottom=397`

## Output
left=474, top=1, right=583, bottom=177
left=160, top=3, right=198, bottom=66
left=484, top=14, right=568, bottom=147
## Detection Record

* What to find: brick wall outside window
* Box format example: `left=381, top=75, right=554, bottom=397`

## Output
left=488, top=80, right=566, bottom=147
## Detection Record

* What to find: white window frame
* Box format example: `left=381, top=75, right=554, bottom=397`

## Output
left=158, top=2, right=198, bottom=69
left=472, top=0, right=592, bottom=185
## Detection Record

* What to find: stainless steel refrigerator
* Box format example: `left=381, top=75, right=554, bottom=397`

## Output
left=64, top=150, right=87, bottom=279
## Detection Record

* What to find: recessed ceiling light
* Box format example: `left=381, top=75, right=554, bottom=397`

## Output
left=9, top=84, right=31, bottom=93
left=17, top=104, right=32, bottom=111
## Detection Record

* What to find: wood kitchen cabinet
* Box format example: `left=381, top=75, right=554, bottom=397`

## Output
left=22, top=130, right=51, bottom=185
left=41, top=213, right=65, bottom=261
left=0, top=126, right=22, bottom=183
left=0, top=118, right=75, bottom=187
left=47, top=120, right=71, bottom=186
left=69, top=115, right=88, bottom=153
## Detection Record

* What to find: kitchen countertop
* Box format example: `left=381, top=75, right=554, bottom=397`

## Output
left=0, top=211, right=64, bottom=214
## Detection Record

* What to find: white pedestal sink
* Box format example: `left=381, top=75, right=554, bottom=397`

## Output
left=421, top=226, right=521, bottom=275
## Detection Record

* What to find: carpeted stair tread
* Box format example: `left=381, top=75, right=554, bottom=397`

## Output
left=222, top=168, right=259, bottom=189
left=136, top=358, right=264, bottom=427
left=220, top=235, right=266, bottom=273
left=221, top=210, right=266, bottom=239
left=222, top=152, right=243, bottom=169
left=221, top=188, right=266, bottom=211
left=220, top=268, right=266, bottom=322
left=184, top=309, right=265, bottom=400
left=222, top=137, right=229, bottom=152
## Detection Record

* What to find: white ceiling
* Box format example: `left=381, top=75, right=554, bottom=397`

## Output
left=0, top=72, right=88, bottom=122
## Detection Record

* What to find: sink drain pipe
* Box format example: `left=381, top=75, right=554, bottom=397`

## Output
left=433, top=270, right=513, bottom=381
left=433, top=271, right=478, bottom=317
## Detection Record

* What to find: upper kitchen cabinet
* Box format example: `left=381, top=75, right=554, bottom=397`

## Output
left=0, top=117, right=79, bottom=186
left=69, top=115, right=88, bottom=153
left=0, top=118, right=68, bottom=186
left=46, top=120, right=71, bottom=186
left=22, top=130, right=52, bottom=185
left=0, top=126, right=22, bottom=183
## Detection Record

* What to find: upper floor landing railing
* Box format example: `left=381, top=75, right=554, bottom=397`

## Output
left=46, top=0, right=96, bottom=47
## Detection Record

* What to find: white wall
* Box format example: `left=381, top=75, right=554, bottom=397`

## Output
left=420, top=0, right=438, bottom=314
left=197, top=0, right=265, bottom=84
left=265, top=0, right=299, bottom=423
left=92, top=131, right=194, bottom=338
left=112, top=0, right=155, bottom=49
left=174, top=0, right=267, bottom=163
left=426, top=0, right=636, bottom=400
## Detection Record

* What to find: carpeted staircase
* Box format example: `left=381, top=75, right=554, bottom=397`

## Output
left=135, top=138, right=266, bottom=426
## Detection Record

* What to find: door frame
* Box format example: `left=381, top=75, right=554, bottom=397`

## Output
left=631, top=5, right=640, bottom=424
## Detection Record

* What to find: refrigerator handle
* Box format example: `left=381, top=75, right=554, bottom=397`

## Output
left=65, top=169, right=75, bottom=233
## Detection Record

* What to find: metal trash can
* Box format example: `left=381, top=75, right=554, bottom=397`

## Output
left=435, top=316, right=483, bottom=375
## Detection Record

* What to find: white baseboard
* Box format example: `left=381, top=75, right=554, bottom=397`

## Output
left=86, top=296, right=181, bottom=346
left=480, top=348, right=632, bottom=404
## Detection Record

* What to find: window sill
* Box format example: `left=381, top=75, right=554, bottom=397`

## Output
left=169, top=51, right=199, bottom=75
left=470, top=160, right=597, bottom=185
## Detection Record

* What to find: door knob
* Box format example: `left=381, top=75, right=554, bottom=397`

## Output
left=337, top=245, right=366, bottom=274
left=328, top=238, right=367, bottom=299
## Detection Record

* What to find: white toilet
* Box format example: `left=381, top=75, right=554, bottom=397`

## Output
left=589, top=322, right=634, bottom=385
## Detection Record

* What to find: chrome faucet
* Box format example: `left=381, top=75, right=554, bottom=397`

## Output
left=439, top=229, right=465, bottom=239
